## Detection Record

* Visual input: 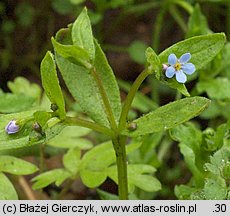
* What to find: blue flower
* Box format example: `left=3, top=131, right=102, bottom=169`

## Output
left=165, top=53, right=196, bottom=83
left=5, top=120, right=20, bottom=134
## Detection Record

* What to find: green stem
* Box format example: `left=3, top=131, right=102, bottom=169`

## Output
left=39, top=144, right=45, bottom=173
left=90, top=67, right=118, bottom=131
left=57, top=179, right=74, bottom=200
left=125, top=2, right=160, bottom=14
left=65, top=117, right=114, bottom=137
left=119, top=68, right=151, bottom=130
left=152, top=3, right=167, bottom=53
left=112, top=136, right=128, bottom=200
left=173, top=0, right=193, bottom=15
left=169, top=5, right=187, bottom=33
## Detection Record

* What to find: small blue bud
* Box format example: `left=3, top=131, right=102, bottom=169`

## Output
left=5, top=120, right=20, bottom=134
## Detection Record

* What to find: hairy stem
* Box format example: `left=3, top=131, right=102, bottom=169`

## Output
left=113, top=136, right=128, bottom=200
left=65, top=117, right=114, bottom=137
left=119, top=68, right=152, bottom=130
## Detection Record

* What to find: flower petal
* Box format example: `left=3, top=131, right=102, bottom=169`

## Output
left=179, top=53, right=191, bottom=64
left=182, top=63, right=196, bottom=75
left=168, top=54, right=177, bottom=65
left=5, top=120, right=19, bottom=134
left=176, top=71, right=187, bottom=83
left=165, top=66, right=176, bottom=78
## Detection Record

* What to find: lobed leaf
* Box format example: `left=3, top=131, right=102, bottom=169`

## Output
left=0, top=156, right=38, bottom=175
left=32, top=169, right=71, bottom=190
left=63, top=148, right=81, bottom=174
left=197, top=77, right=230, bottom=100
left=107, top=164, right=161, bottom=193
left=7, top=76, right=41, bottom=100
left=0, top=93, right=35, bottom=113
left=47, top=126, right=93, bottom=149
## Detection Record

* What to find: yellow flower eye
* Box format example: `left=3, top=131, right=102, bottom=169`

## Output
left=175, top=62, right=181, bottom=71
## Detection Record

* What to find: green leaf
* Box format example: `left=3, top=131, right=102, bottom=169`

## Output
left=0, top=173, right=18, bottom=200
left=58, top=126, right=91, bottom=137
left=127, top=164, right=161, bottom=192
left=128, top=40, right=148, bottom=64
left=51, top=37, right=90, bottom=68
left=159, top=33, right=226, bottom=71
left=55, top=55, right=107, bottom=126
left=163, top=79, right=190, bottom=97
left=41, top=51, right=66, bottom=120
left=79, top=141, right=141, bottom=188
left=186, top=4, right=211, bottom=38
left=63, top=148, right=81, bottom=174
left=107, top=164, right=161, bottom=192
left=174, top=185, right=197, bottom=200
left=0, top=135, right=30, bottom=151
left=47, top=126, right=92, bottom=149
left=72, top=7, right=95, bottom=60
left=0, top=112, right=34, bottom=151
left=49, top=137, right=93, bottom=149
left=205, top=147, right=230, bottom=176
left=129, top=132, right=163, bottom=166
left=158, top=33, right=225, bottom=96
left=32, top=169, right=71, bottom=189
left=197, top=77, right=230, bottom=100
left=55, top=31, right=121, bottom=126
left=97, top=189, right=119, bottom=200
left=80, top=169, right=107, bottom=188
left=204, top=177, right=227, bottom=200
left=145, top=47, right=161, bottom=80
left=81, top=141, right=141, bottom=171
left=190, top=190, right=206, bottom=200
left=170, top=123, right=205, bottom=185
left=0, top=110, right=34, bottom=128
left=123, top=96, right=210, bottom=137
left=179, top=143, right=203, bottom=185
left=8, top=76, right=41, bottom=100
left=0, top=93, right=35, bottom=113
left=33, top=111, right=52, bottom=127
left=80, top=142, right=116, bottom=171
left=0, top=156, right=38, bottom=175
left=0, top=116, right=66, bottom=151
left=70, top=0, right=85, bottom=5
